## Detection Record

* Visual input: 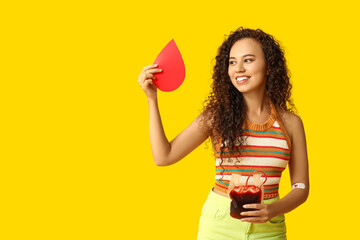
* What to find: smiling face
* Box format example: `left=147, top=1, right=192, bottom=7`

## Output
left=228, top=38, right=268, bottom=95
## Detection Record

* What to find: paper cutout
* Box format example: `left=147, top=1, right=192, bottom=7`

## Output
left=153, top=39, right=185, bottom=92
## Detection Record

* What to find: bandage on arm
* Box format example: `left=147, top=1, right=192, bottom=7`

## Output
left=292, top=183, right=306, bottom=190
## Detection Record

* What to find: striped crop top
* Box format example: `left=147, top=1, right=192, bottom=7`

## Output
left=213, top=101, right=292, bottom=200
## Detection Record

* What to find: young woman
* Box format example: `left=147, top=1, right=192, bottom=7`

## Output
left=138, top=27, right=309, bottom=240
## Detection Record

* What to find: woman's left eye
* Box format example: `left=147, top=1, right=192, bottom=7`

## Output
left=245, top=59, right=253, bottom=62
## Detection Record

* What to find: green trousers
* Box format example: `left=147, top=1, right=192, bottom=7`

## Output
left=197, top=188, right=286, bottom=240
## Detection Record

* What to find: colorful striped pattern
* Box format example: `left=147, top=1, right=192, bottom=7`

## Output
left=213, top=101, right=291, bottom=200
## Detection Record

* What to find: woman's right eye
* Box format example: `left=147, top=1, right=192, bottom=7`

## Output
left=229, top=61, right=236, bottom=64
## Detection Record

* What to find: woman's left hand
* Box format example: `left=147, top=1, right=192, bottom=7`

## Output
left=240, top=203, right=276, bottom=223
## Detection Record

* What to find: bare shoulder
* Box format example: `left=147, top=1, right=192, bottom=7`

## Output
left=276, top=107, right=304, bottom=142
left=196, top=109, right=218, bottom=149
left=197, top=109, right=214, bottom=134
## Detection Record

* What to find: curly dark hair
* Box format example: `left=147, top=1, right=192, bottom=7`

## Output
left=200, top=27, right=296, bottom=179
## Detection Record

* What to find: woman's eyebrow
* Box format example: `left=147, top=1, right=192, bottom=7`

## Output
left=229, top=54, right=255, bottom=59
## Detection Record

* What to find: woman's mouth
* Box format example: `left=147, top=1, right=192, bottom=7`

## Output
left=236, top=76, right=250, bottom=84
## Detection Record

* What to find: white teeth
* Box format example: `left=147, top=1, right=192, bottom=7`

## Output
left=236, top=76, right=249, bottom=81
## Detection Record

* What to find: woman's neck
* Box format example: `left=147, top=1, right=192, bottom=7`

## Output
left=243, top=94, right=271, bottom=117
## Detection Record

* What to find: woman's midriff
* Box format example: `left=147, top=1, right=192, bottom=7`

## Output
left=212, top=187, right=230, bottom=198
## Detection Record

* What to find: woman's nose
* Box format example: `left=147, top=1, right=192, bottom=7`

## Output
left=235, top=63, right=245, bottom=72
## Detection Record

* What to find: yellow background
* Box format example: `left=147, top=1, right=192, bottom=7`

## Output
left=1, top=0, right=359, bottom=239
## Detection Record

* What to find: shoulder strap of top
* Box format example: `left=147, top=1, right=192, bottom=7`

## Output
left=270, top=101, right=292, bottom=151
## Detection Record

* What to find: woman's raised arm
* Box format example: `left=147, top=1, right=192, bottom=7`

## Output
left=148, top=100, right=211, bottom=166
left=138, top=64, right=211, bottom=166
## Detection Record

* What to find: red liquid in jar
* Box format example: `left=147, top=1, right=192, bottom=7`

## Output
left=229, top=186, right=262, bottom=219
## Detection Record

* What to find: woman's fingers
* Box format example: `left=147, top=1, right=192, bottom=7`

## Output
left=141, top=73, right=155, bottom=81
left=240, top=210, right=262, bottom=217
left=138, top=64, right=159, bottom=100
left=138, top=64, right=155, bottom=83
left=138, top=72, right=154, bottom=87
left=145, top=68, right=162, bottom=74
left=144, top=69, right=162, bottom=80
left=240, top=203, right=272, bottom=223
left=138, top=65, right=162, bottom=86
left=147, top=72, right=157, bottom=80
left=243, top=204, right=265, bottom=209
left=142, top=64, right=158, bottom=72
left=144, top=79, right=157, bottom=90
left=143, top=79, right=152, bottom=88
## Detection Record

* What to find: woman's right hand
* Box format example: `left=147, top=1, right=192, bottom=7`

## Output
left=138, top=64, right=162, bottom=101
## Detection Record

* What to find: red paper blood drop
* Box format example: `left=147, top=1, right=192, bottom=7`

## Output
left=153, top=39, right=185, bottom=92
